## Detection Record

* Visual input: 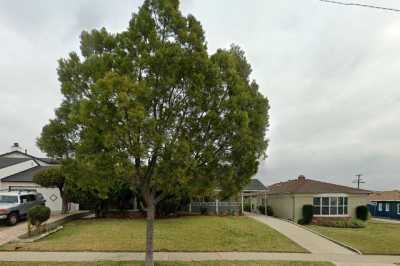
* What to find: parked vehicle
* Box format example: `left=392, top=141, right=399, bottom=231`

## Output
left=0, top=191, right=46, bottom=226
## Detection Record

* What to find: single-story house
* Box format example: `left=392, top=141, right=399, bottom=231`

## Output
left=368, top=191, right=400, bottom=220
left=0, top=143, right=78, bottom=212
left=265, top=175, right=371, bottom=222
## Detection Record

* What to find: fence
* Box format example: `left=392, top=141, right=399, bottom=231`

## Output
left=189, top=201, right=242, bottom=215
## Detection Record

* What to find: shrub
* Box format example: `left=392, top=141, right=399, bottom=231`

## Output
left=109, top=183, right=134, bottom=211
left=297, top=218, right=306, bottom=225
left=257, top=205, right=266, bottom=215
left=315, top=218, right=366, bottom=228
left=28, top=206, right=51, bottom=227
left=243, top=203, right=251, bottom=212
left=302, top=205, right=314, bottom=224
left=200, top=207, right=208, bottom=215
left=348, top=219, right=367, bottom=228
left=356, top=205, right=369, bottom=221
left=228, top=209, right=236, bottom=216
left=156, top=197, right=183, bottom=217
left=266, top=206, right=274, bottom=216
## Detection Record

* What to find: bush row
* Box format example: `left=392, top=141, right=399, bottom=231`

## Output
left=298, top=204, right=370, bottom=227
left=315, top=218, right=366, bottom=228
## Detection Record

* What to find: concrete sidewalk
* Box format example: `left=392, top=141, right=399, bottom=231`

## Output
left=249, top=214, right=355, bottom=255
left=372, top=218, right=400, bottom=224
left=0, top=252, right=398, bottom=266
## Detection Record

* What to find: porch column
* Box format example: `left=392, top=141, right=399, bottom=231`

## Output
left=264, top=192, right=267, bottom=216
left=133, top=196, right=138, bottom=210
left=241, top=194, right=244, bottom=213
left=216, top=199, right=219, bottom=215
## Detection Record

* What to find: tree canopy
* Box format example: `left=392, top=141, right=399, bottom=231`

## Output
left=37, top=1, right=269, bottom=265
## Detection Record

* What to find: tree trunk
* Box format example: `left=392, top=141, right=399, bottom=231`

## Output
left=61, top=197, right=68, bottom=214
left=145, top=193, right=155, bottom=266
left=59, top=188, right=68, bottom=214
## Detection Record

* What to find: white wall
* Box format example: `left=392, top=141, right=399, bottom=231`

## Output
left=0, top=160, right=38, bottom=179
left=0, top=181, right=63, bottom=212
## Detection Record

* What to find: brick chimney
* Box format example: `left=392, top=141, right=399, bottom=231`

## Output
left=297, top=175, right=306, bottom=183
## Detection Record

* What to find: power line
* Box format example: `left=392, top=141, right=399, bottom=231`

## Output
left=319, top=0, right=400, bottom=13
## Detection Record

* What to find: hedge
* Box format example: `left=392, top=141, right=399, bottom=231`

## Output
left=356, top=205, right=369, bottom=221
left=301, top=204, right=314, bottom=225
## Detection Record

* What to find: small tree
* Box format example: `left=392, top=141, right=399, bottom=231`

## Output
left=33, top=167, right=69, bottom=214
left=28, top=205, right=51, bottom=234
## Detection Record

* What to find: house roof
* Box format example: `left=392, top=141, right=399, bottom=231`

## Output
left=1, top=166, right=51, bottom=182
left=0, top=150, right=58, bottom=165
left=267, top=175, right=371, bottom=195
left=0, top=157, right=32, bottom=169
left=369, top=191, right=400, bottom=201
left=243, top=179, right=267, bottom=192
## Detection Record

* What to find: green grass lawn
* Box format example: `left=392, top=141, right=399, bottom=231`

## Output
left=1, top=216, right=306, bottom=253
left=309, top=220, right=400, bottom=255
left=0, top=262, right=334, bottom=266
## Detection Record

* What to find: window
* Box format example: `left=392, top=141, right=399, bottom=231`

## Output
left=378, top=203, right=383, bottom=212
left=0, top=195, right=18, bottom=204
left=313, top=197, right=321, bottom=215
left=313, top=195, right=348, bottom=216
left=385, top=203, right=390, bottom=212
left=20, top=194, right=36, bottom=203
left=397, top=204, right=400, bottom=215
left=322, top=197, right=329, bottom=215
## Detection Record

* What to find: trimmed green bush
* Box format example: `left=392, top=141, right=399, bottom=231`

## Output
left=200, top=207, right=208, bottom=215
left=257, top=205, right=266, bottom=215
left=297, top=218, right=306, bottom=225
left=302, top=204, right=314, bottom=224
left=266, top=206, right=274, bottom=216
left=28, top=205, right=51, bottom=227
left=356, top=205, right=369, bottom=221
left=316, top=218, right=366, bottom=228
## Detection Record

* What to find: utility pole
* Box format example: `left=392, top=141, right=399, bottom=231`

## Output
left=353, top=174, right=365, bottom=189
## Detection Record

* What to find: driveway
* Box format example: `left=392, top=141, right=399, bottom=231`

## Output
left=0, top=219, right=29, bottom=246
left=0, top=213, right=68, bottom=246
left=248, top=214, right=355, bottom=255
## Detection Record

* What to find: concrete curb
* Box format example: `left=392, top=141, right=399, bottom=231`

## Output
left=13, top=226, right=63, bottom=243
left=18, top=211, right=91, bottom=240
left=280, top=218, right=363, bottom=255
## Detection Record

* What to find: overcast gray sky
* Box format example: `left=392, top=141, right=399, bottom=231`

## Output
left=1, top=0, right=399, bottom=191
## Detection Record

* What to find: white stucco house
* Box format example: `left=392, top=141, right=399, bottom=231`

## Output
left=0, top=143, right=77, bottom=212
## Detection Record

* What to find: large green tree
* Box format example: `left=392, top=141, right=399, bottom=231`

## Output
left=38, top=1, right=269, bottom=265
